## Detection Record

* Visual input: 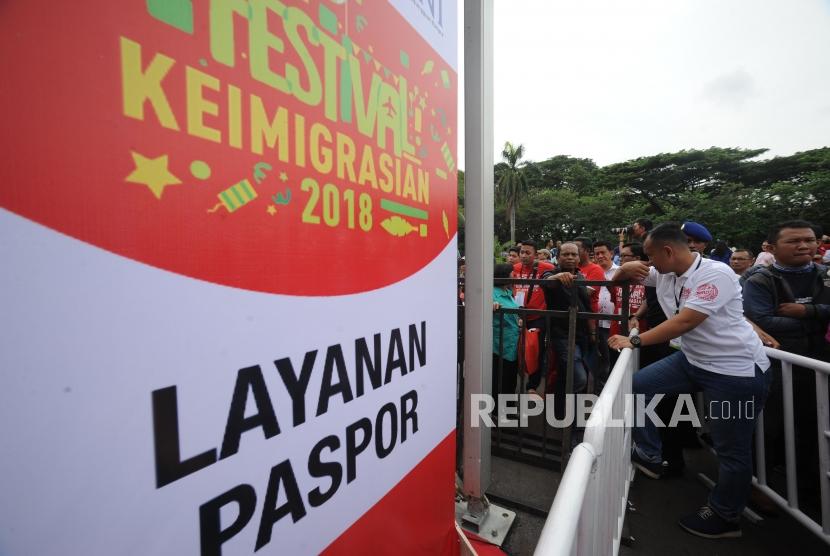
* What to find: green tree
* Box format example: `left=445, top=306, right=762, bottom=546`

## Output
left=496, top=142, right=531, bottom=244
left=489, top=145, right=829, bottom=255
left=533, top=155, right=601, bottom=194
left=600, top=147, right=767, bottom=215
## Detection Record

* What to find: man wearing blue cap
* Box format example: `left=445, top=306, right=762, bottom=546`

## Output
left=682, top=221, right=713, bottom=256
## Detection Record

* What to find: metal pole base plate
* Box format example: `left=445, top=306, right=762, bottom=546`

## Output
left=455, top=499, right=516, bottom=547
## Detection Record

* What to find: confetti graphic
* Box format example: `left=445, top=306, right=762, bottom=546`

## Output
left=190, top=160, right=211, bottom=180
left=207, top=179, right=257, bottom=213
left=380, top=198, right=428, bottom=220
left=440, top=142, right=456, bottom=172
left=145, top=0, right=193, bottom=34
left=356, top=15, right=367, bottom=32
left=380, top=216, right=418, bottom=237
left=271, top=188, right=292, bottom=205
left=252, top=162, right=272, bottom=184
left=125, top=151, right=181, bottom=199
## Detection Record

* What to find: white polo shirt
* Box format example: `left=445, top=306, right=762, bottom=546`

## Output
left=643, top=253, right=770, bottom=377
left=598, top=264, right=619, bottom=328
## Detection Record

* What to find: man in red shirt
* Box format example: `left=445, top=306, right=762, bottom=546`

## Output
left=574, top=237, right=605, bottom=390
left=513, top=240, right=555, bottom=394
left=573, top=238, right=605, bottom=311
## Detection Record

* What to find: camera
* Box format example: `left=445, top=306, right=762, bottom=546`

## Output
left=611, top=226, right=632, bottom=234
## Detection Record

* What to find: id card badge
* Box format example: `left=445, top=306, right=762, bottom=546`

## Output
left=515, top=291, right=525, bottom=307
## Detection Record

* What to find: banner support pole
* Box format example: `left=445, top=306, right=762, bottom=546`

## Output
left=461, top=0, right=494, bottom=514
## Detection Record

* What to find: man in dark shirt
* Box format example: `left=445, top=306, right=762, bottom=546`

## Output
left=742, top=220, right=829, bottom=512
left=541, top=242, right=592, bottom=397
left=743, top=221, right=829, bottom=358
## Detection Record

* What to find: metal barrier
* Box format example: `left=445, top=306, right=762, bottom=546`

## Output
left=456, top=274, right=636, bottom=545
left=534, top=337, right=637, bottom=556
left=753, top=347, right=830, bottom=546
left=483, top=277, right=633, bottom=471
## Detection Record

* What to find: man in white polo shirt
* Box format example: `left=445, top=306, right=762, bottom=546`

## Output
left=609, top=223, right=771, bottom=539
left=592, top=240, right=619, bottom=391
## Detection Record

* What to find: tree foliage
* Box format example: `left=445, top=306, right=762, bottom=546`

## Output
left=495, top=142, right=533, bottom=243
left=490, top=146, right=829, bottom=249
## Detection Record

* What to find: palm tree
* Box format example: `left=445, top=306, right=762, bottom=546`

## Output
left=497, top=141, right=530, bottom=244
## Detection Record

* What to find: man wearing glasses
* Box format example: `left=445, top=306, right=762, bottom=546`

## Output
left=729, top=249, right=755, bottom=276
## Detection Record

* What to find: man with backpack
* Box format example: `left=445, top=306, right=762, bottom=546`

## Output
left=513, top=240, right=555, bottom=395
left=742, top=220, right=829, bottom=514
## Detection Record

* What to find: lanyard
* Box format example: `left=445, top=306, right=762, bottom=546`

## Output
left=521, top=263, right=539, bottom=307
left=673, top=256, right=702, bottom=315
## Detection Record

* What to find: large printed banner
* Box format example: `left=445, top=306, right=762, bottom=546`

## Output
left=0, top=1, right=457, bottom=554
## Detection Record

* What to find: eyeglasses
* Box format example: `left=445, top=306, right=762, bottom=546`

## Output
left=730, top=257, right=752, bottom=261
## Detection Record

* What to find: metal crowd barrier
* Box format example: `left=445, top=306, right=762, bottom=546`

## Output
left=534, top=334, right=638, bottom=556
left=486, top=277, right=632, bottom=472
left=753, top=347, right=830, bottom=546
left=536, top=343, right=830, bottom=555
left=455, top=274, right=636, bottom=545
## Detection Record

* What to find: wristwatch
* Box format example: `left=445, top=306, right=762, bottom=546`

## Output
left=629, top=335, right=642, bottom=348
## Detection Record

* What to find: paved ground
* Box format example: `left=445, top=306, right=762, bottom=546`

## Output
left=621, top=447, right=828, bottom=556
left=483, top=447, right=828, bottom=556
left=486, top=455, right=558, bottom=556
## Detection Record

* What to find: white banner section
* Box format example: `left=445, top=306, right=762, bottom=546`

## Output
left=0, top=208, right=456, bottom=555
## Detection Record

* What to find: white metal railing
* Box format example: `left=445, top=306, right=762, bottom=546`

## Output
left=753, top=347, right=830, bottom=546
left=535, top=343, right=830, bottom=554
left=535, top=338, right=638, bottom=556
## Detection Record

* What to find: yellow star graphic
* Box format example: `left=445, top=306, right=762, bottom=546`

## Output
left=418, top=96, right=427, bottom=110
left=279, top=171, right=289, bottom=182
left=267, top=205, right=277, bottom=215
left=125, top=151, right=182, bottom=199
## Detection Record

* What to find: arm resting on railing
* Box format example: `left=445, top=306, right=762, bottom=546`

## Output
left=609, top=307, right=707, bottom=349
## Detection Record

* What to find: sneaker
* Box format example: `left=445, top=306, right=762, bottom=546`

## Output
left=631, top=449, right=664, bottom=479
left=678, top=506, right=741, bottom=539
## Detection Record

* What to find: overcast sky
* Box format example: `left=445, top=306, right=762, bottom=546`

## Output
left=457, top=0, right=830, bottom=169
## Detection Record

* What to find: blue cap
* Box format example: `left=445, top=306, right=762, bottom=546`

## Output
left=681, top=221, right=712, bottom=242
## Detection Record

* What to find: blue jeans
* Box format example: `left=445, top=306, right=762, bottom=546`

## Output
left=633, top=351, right=771, bottom=521
left=549, top=333, right=588, bottom=394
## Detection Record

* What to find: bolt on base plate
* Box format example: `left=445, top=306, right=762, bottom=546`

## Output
left=455, top=499, right=516, bottom=547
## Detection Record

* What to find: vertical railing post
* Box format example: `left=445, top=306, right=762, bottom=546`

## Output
left=562, top=293, right=578, bottom=469
left=782, top=362, right=799, bottom=508
left=755, top=410, right=767, bottom=486
left=815, top=371, right=830, bottom=534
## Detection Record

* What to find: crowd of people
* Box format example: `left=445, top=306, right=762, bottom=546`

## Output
left=478, top=217, right=830, bottom=540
